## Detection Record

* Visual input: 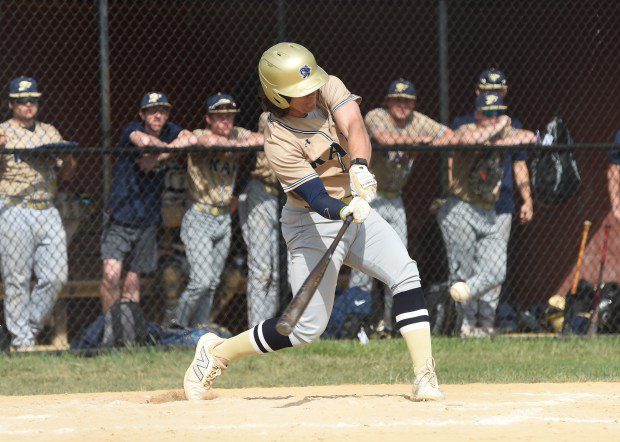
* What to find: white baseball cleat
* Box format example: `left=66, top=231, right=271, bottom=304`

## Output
left=183, top=333, right=226, bottom=401
left=412, top=359, right=444, bottom=401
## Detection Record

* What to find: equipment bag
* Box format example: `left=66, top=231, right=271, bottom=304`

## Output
left=531, top=116, right=581, bottom=206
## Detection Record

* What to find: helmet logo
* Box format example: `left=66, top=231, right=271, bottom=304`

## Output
left=299, top=65, right=312, bottom=79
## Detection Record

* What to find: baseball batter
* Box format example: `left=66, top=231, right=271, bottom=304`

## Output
left=0, top=76, right=76, bottom=350
left=171, top=93, right=263, bottom=327
left=184, top=43, right=443, bottom=402
left=238, top=112, right=281, bottom=326
left=348, top=78, right=453, bottom=332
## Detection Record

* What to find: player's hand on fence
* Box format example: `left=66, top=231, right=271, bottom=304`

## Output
left=519, top=199, right=534, bottom=224
left=340, top=196, right=370, bottom=224
left=349, top=165, right=377, bottom=202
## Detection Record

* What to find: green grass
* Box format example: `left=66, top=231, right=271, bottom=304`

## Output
left=1, top=336, right=618, bottom=396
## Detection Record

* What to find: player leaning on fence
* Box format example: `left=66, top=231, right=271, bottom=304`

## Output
left=347, top=78, right=454, bottom=334
left=183, top=42, right=444, bottom=402
left=170, top=93, right=263, bottom=328
left=100, top=92, right=195, bottom=314
left=437, top=91, right=536, bottom=338
left=0, top=76, right=77, bottom=351
left=608, top=131, right=620, bottom=223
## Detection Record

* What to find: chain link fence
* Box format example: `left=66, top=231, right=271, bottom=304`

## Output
left=0, top=0, right=618, bottom=352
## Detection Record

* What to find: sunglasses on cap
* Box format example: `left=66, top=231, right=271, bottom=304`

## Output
left=481, top=109, right=505, bottom=118
left=13, top=97, right=39, bottom=104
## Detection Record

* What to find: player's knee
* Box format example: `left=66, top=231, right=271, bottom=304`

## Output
left=390, top=260, right=421, bottom=294
left=291, top=317, right=329, bottom=345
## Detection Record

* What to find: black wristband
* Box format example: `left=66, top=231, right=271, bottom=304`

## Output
left=350, top=158, right=368, bottom=167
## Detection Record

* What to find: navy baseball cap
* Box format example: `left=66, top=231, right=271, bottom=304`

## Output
left=9, top=76, right=42, bottom=99
left=206, top=93, right=240, bottom=113
left=477, top=68, right=507, bottom=90
left=386, top=79, right=416, bottom=99
left=140, top=92, right=172, bottom=110
left=475, top=91, right=507, bottom=111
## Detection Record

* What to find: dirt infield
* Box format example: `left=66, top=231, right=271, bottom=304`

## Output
left=1, top=383, right=618, bottom=441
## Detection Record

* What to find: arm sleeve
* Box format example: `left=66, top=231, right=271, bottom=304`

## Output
left=167, top=122, right=184, bottom=140
left=118, top=122, right=145, bottom=147
left=513, top=150, right=528, bottom=162
left=510, top=117, right=523, bottom=129
left=293, top=177, right=347, bottom=220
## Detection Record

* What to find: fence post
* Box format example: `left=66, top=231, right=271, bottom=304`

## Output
left=277, top=0, right=287, bottom=42
left=437, top=0, right=450, bottom=195
left=98, top=0, right=112, bottom=203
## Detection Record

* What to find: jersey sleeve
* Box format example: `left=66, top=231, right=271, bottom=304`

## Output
left=319, top=76, right=361, bottom=113
left=234, top=127, right=252, bottom=141
left=118, top=122, right=145, bottom=147
left=41, top=124, right=64, bottom=144
left=510, top=117, right=523, bottom=129
left=364, top=109, right=391, bottom=137
left=258, top=112, right=269, bottom=133
left=264, top=133, right=318, bottom=193
left=412, top=112, right=448, bottom=139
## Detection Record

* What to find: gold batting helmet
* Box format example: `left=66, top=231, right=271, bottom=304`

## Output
left=258, top=42, right=329, bottom=109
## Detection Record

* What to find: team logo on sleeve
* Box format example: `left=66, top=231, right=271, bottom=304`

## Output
left=299, top=65, right=312, bottom=79
left=148, top=93, right=162, bottom=103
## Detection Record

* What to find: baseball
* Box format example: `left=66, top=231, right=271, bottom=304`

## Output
left=450, top=282, right=471, bottom=302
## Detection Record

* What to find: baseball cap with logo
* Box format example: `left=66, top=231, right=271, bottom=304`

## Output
left=477, top=68, right=508, bottom=90
left=140, top=92, right=172, bottom=110
left=206, top=93, right=240, bottom=113
left=386, top=78, right=417, bottom=99
left=9, top=76, right=42, bottom=99
left=475, top=91, right=507, bottom=116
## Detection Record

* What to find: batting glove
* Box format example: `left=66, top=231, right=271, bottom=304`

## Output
left=349, top=165, right=377, bottom=202
left=340, top=196, right=371, bottom=224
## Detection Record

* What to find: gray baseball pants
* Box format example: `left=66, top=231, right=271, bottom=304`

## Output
left=172, top=206, right=231, bottom=327
left=238, top=179, right=280, bottom=327
left=0, top=202, right=67, bottom=347
left=437, top=196, right=511, bottom=329
left=348, top=193, right=407, bottom=330
left=281, top=204, right=421, bottom=346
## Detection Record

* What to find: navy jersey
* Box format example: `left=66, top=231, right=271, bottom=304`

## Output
left=451, top=111, right=525, bottom=214
left=610, top=130, right=620, bottom=165
left=107, top=121, right=183, bottom=226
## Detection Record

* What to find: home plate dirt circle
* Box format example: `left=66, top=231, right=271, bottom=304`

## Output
left=1, top=383, right=618, bottom=440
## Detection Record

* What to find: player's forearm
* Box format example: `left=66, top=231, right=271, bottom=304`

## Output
left=167, top=130, right=197, bottom=148
left=514, top=161, right=533, bottom=204
left=607, top=164, right=620, bottom=213
left=129, top=131, right=167, bottom=148
left=347, top=118, right=372, bottom=163
left=241, top=132, right=264, bottom=147
left=430, top=128, right=456, bottom=146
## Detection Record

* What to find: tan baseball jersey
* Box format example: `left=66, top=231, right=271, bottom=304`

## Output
left=0, top=119, right=64, bottom=201
left=449, top=123, right=514, bottom=210
left=187, top=127, right=250, bottom=206
left=263, top=75, right=361, bottom=208
left=366, top=108, right=447, bottom=194
left=252, top=113, right=277, bottom=185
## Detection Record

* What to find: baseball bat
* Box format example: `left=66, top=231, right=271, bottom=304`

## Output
left=570, top=220, right=592, bottom=295
left=587, top=224, right=612, bottom=336
left=276, top=215, right=354, bottom=336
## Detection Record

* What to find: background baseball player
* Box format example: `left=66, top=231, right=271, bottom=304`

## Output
left=101, top=92, right=194, bottom=314
left=608, top=130, right=620, bottom=223
left=183, top=43, right=443, bottom=402
left=449, top=69, right=534, bottom=337
left=238, top=112, right=281, bottom=326
left=0, top=76, right=76, bottom=351
left=348, top=78, right=453, bottom=333
left=439, top=92, right=536, bottom=338
left=171, top=93, right=263, bottom=328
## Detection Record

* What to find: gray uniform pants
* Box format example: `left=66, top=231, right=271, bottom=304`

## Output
left=0, top=202, right=67, bottom=346
left=348, top=193, right=407, bottom=330
left=238, top=179, right=280, bottom=327
left=281, top=204, right=421, bottom=346
left=437, top=197, right=511, bottom=328
left=172, top=205, right=231, bottom=327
